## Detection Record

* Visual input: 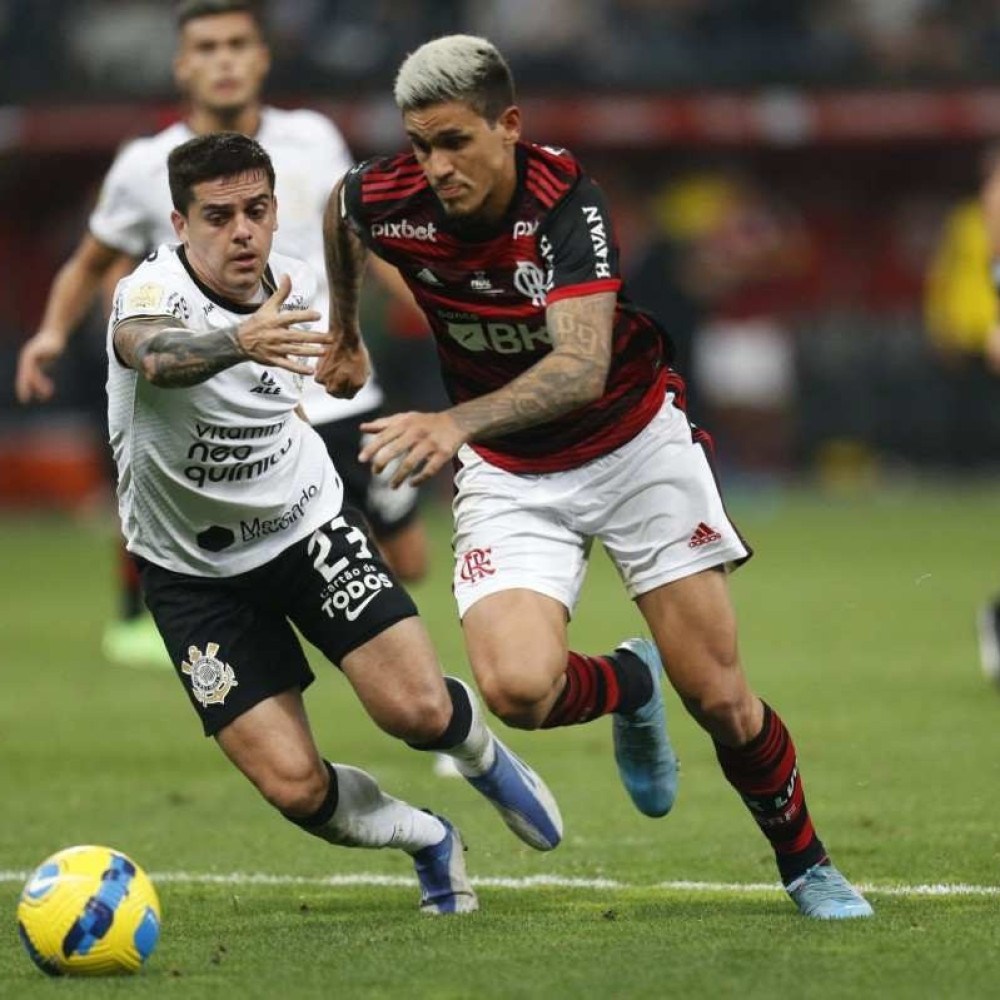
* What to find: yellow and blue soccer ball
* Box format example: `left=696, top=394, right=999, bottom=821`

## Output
left=17, top=845, right=161, bottom=976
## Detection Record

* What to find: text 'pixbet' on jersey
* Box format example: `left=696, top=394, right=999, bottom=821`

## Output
left=370, top=220, right=437, bottom=241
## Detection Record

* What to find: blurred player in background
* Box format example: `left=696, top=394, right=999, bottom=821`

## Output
left=14, top=0, right=427, bottom=668
left=924, top=142, right=1000, bottom=686
left=106, top=131, right=562, bottom=915
left=320, top=34, right=873, bottom=919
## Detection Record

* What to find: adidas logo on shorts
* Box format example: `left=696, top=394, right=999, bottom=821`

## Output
left=688, top=522, right=722, bottom=548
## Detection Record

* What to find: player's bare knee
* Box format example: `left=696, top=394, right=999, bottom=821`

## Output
left=378, top=687, right=452, bottom=743
left=476, top=675, right=549, bottom=729
left=684, top=683, right=757, bottom=744
left=255, top=759, right=329, bottom=817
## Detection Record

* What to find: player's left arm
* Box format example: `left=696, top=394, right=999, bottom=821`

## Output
left=359, top=291, right=614, bottom=486
left=113, top=275, right=323, bottom=387
left=314, top=174, right=372, bottom=397
left=450, top=290, right=614, bottom=435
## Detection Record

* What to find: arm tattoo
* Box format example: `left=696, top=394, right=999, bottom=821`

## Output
left=450, top=292, right=615, bottom=441
left=114, top=316, right=247, bottom=387
left=323, top=180, right=367, bottom=347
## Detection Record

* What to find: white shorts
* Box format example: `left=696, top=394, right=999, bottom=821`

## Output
left=451, top=395, right=751, bottom=619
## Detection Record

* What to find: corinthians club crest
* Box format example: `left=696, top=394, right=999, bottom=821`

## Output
left=181, top=642, right=238, bottom=708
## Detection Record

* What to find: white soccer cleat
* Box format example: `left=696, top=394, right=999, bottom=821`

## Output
left=463, top=736, right=564, bottom=851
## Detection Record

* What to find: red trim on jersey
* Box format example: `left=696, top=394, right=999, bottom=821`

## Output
left=546, top=278, right=623, bottom=304
left=531, top=144, right=580, bottom=174
left=363, top=158, right=423, bottom=177
left=361, top=172, right=425, bottom=195
left=363, top=163, right=424, bottom=180
left=664, top=369, right=687, bottom=410
left=526, top=176, right=559, bottom=207
left=529, top=158, right=571, bottom=196
left=526, top=166, right=563, bottom=206
left=409, top=284, right=540, bottom=318
left=363, top=175, right=426, bottom=193
left=471, top=367, right=668, bottom=474
left=362, top=180, right=428, bottom=204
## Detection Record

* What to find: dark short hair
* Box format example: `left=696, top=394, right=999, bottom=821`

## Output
left=176, top=0, right=264, bottom=32
left=168, top=132, right=275, bottom=213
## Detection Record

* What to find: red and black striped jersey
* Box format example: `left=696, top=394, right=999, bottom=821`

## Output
left=341, top=142, right=672, bottom=473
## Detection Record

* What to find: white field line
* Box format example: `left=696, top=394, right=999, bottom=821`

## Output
left=0, top=870, right=998, bottom=897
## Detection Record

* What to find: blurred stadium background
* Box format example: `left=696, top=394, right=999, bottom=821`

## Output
left=3, top=0, right=1000, bottom=505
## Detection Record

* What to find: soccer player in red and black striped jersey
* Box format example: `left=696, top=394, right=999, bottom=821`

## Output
left=316, top=34, right=872, bottom=918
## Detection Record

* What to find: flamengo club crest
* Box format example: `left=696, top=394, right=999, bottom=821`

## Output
left=513, top=261, right=548, bottom=307
left=459, top=547, right=495, bottom=584
left=181, top=642, right=238, bottom=707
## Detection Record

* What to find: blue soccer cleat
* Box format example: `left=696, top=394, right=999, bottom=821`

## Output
left=612, top=638, right=679, bottom=818
left=464, top=736, right=564, bottom=851
left=785, top=862, right=874, bottom=919
left=412, top=816, right=479, bottom=915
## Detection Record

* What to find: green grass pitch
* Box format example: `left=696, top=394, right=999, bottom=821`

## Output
left=1, top=484, right=999, bottom=998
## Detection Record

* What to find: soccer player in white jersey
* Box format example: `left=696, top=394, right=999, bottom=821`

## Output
left=106, top=130, right=562, bottom=914
left=15, top=0, right=425, bottom=668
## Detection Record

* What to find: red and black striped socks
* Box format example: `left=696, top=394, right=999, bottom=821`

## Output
left=541, top=649, right=653, bottom=728
left=714, top=702, right=827, bottom=884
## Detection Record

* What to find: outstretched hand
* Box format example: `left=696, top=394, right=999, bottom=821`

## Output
left=236, top=274, right=328, bottom=374
left=359, top=410, right=467, bottom=487
left=15, top=329, right=67, bottom=403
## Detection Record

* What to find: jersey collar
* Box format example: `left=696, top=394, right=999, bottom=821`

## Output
left=177, top=246, right=276, bottom=314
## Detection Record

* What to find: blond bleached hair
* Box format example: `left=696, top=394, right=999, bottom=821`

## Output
left=393, top=34, right=515, bottom=122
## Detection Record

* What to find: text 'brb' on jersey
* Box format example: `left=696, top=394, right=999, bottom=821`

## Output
left=343, top=142, right=672, bottom=474
left=106, top=244, right=343, bottom=577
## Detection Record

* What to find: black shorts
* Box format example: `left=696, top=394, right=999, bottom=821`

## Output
left=138, top=508, right=418, bottom=737
left=313, top=410, right=419, bottom=540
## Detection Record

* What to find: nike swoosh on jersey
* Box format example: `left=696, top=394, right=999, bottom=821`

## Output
left=344, top=590, right=381, bottom=622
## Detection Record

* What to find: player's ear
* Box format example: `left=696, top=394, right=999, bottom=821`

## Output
left=171, top=209, right=187, bottom=242
left=497, top=106, right=521, bottom=147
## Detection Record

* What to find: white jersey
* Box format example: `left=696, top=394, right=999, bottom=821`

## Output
left=107, top=243, right=344, bottom=578
left=90, top=105, right=382, bottom=422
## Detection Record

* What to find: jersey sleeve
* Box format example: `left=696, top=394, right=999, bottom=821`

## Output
left=539, top=175, right=623, bottom=305
left=339, top=161, right=374, bottom=246
left=88, top=141, right=155, bottom=258
left=110, top=263, right=188, bottom=331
